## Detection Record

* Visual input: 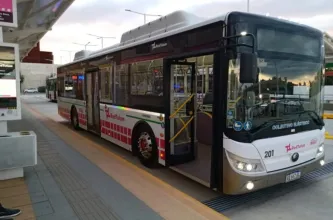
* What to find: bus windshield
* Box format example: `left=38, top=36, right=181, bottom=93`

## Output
left=226, top=16, right=325, bottom=141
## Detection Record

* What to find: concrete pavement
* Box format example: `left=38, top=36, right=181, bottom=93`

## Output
left=3, top=94, right=228, bottom=220
left=13, top=93, right=333, bottom=220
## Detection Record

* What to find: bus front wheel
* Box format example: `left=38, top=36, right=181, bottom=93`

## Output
left=134, top=123, right=158, bottom=168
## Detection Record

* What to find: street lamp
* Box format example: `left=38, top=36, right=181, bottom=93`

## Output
left=125, top=9, right=162, bottom=24
left=87, top=34, right=116, bottom=49
left=61, top=50, right=75, bottom=62
left=73, top=42, right=97, bottom=50
left=247, top=0, right=250, bottom=12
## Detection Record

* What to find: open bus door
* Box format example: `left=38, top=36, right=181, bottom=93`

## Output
left=85, top=70, right=101, bottom=134
left=163, top=50, right=227, bottom=191
left=165, top=60, right=196, bottom=166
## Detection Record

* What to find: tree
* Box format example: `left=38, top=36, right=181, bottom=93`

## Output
left=20, top=74, right=24, bottom=84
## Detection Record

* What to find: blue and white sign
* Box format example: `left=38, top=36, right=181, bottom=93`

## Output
left=244, top=121, right=252, bottom=131
left=227, top=109, right=234, bottom=119
left=233, top=121, right=243, bottom=131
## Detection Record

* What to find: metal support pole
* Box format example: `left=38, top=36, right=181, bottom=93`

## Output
left=0, top=27, right=3, bottom=42
left=0, top=26, right=7, bottom=134
left=247, top=0, right=250, bottom=12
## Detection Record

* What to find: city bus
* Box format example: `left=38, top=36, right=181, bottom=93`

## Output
left=56, top=10, right=326, bottom=195
left=46, top=76, right=57, bottom=102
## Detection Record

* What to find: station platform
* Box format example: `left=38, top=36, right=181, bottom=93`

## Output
left=1, top=99, right=227, bottom=220
left=3, top=94, right=333, bottom=220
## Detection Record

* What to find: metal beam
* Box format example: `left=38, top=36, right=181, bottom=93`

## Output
left=4, top=27, right=49, bottom=40
left=26, top=0, right=60, bottom=20
left=326, top=41, right=333, bottom=53
left=19, top=42, right=36, bottom=50
left=17, top=0, right=33, bottom=3
left=21, top=0, right=75, bottom=59
left=19, top=0, right=37, bottom=29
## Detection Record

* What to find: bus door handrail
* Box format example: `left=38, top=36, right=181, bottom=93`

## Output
left=169, top=116, right=194, bottom=143
left=169, top=94, right=194, bottom=119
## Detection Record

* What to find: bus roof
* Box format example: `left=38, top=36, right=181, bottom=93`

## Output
left=58, top=10, right=224, bottom=68
left=58, top=10, right=323, bottom=69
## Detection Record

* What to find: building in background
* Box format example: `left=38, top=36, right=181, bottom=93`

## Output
left=20, top=63, right=58, bottom=91
left=22, top=42, right=53, bottom=64
left=20, top=42, right=58, bottom=91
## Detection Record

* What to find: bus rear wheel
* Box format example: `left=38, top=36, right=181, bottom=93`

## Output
left=134, top=124, right=158, bottom=168
left=71, top=107, right=80, bottom=130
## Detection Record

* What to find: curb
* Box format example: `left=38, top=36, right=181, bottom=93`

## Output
left=323, top=114, right=333, bottom=119
left=325, top=131, right=333, bottom=139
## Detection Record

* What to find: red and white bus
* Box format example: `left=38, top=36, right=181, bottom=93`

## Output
left=57, top=10, right=326, bottom=195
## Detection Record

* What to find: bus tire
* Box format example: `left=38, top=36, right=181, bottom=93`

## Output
left=133, top=123, right=158, bottom=168
left=70, top=106, right=80, bottom=130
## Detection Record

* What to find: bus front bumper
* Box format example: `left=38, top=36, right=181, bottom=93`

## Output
left=222, top=154, right=325, bottom=195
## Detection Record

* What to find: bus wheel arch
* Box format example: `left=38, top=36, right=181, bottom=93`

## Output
left=70, top=105, right=80, bottom=130
left=131, top=121, right=158, bottom=168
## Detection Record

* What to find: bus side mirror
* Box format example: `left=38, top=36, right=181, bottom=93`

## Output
left=239, top=53, right=258, bottom=83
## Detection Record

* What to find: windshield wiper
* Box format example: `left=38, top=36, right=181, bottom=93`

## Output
left=298, top=110, right=324, bottom=126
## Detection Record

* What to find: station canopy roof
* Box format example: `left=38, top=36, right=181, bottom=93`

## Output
left=325, top=33, right=333, bottom=63
left=2, top=0, right=74, bottom=61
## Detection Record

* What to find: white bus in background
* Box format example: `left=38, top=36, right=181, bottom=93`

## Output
left=324, top=86, right=333, bottom=102
left=56, top=10, right=326, bottom=195
left=293, top=86, right=310, bottom=99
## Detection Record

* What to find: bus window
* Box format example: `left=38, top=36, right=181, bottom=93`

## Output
left=76, top=73, right=84, bottom=100
left=57, top=76, right=64, bottom=97
left=130, top=59, right=163, bottom=96
left=64, top=73, right=77, bottom=98
left=100, top=67, right=112, bottom=102
left=114, top=64, right=129, bottom=106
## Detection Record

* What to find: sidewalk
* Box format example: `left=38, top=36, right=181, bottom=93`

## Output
left=0, top=178, right=35, bottom=220
left=3, top=102, right=228, bottom=220
left=7, top=108, right=161, bottom=220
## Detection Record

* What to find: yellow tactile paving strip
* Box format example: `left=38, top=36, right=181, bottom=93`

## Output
left=24, top=103, right=229, bottom=220
left=0, top=178, right=36, bottom=220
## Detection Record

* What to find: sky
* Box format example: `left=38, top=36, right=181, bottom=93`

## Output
left=40, top=0, right=333, bottom=64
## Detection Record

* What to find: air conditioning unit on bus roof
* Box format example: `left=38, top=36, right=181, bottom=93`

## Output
left=120, top=10, right=204, bottom=45
left=73, top=50, right=93, bottom=62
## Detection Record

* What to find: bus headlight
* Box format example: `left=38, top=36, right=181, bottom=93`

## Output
left=226, top=151, right=265, bottom=173
left=317, top=143, right=324, bottom=157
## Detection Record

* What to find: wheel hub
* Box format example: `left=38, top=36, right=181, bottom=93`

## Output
left=138, top=132, right=152, bottom=159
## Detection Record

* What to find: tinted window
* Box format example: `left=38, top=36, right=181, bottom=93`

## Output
left=257, top=28, right=320, bottom=57
left=57, top=76, right=64, bottom=96
left=76, top=73, right=84, bottom=100
left=114, top=64, right=129, bottom=106
left=130, top=59, right=163, bottom=96
left=100, top=67, right=113, bottom=102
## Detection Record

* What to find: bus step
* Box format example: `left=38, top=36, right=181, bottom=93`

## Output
left=202, top=161, right=333, bottom=213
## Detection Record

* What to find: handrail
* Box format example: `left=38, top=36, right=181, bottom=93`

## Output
left=179, top=118, right=190, bottom=139
left=169, top=116, right=194, bottom=143
left=169, top=94, right=194, bottom=119
left=199, top=111, right=212, bottom=118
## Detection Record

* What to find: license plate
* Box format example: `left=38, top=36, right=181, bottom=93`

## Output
left=285, top=171, right=301, bottom=183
